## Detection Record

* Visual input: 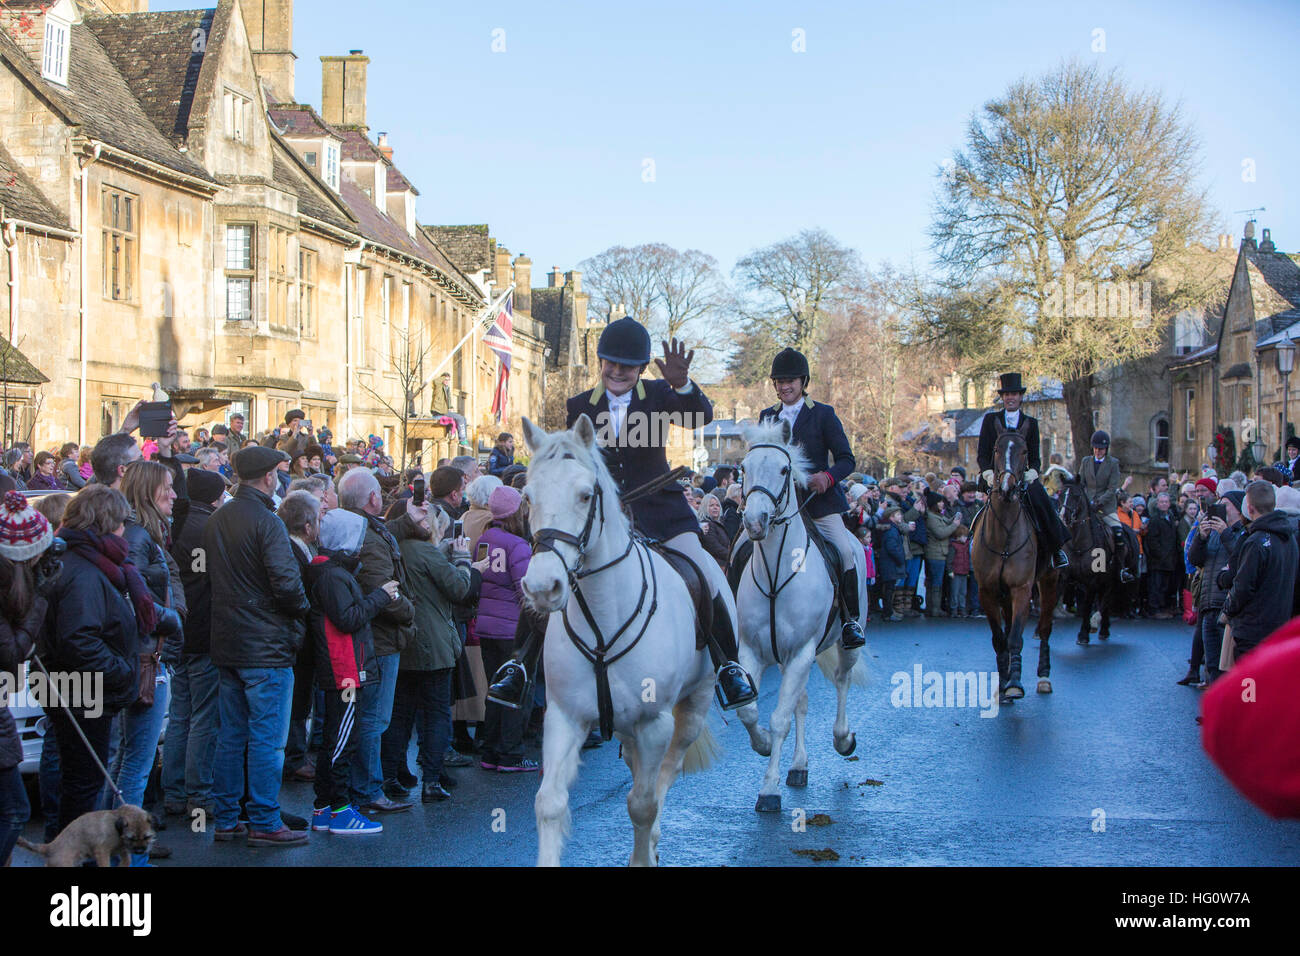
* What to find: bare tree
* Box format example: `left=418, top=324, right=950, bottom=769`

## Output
left=930, top=59, right=1214, bottom=457
left=357, top=322, right=434, bottom=474
left=733, top=228, right=865, bottom=358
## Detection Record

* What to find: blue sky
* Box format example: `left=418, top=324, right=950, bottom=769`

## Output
left=154, top=0, right=1300, bottom=278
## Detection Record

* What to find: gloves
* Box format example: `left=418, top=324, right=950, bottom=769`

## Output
left=807, top=471, right=834, bottom=495
left=153, top=603, right=183, bottom=638
left=1024, top=468, right=1039, bottom=482
left=981, top=470, right=994, bottom=486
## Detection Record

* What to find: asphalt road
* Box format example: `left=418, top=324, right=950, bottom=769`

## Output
left=16, top=614, right=1300, bottom=866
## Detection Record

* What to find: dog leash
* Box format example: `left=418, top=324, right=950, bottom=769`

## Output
left=29, top=651, right=127, bottom=805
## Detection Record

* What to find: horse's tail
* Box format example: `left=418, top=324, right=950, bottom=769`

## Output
left=816, top=644, right=869, bottom=687
left=680, top=719, right=722, bottom=774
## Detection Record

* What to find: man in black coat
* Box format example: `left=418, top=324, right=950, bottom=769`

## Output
left=975, top=373, right=1070, bottom=569
left=204, top=445, right=311, bottom=846
left=1221, top=481, right=1299, bottom=658
left=758, top=347, right=867, bottom=649
left=488, top=317, right=758, bottom=712
left=163, top=469, right=225, bottom=815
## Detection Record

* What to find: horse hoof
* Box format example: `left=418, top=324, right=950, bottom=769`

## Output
left=755, top=794, right=782, bottom=813
left=1003, top=683, right=1024, bottom=700
left=786, top=768, right=808, bottom=788
left=1076, top=635, right=1090, bottom=646
left=1037, top=679, right=1052, bottom=694
left=834, top=733, right=857, bottom=757
left=1098, top=633, right=1110, bottom=641
left=999, top=694, right=1016, bottom=706
left=750, top=737, right=772, bottom=758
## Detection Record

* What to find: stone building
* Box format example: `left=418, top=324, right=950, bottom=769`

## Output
left=0, top=0, right=576, bottom=460
left=1170, top=223, right=1300, bottom=473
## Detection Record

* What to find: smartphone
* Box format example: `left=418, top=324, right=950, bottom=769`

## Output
left=1209, top=502, right=1228, bottom=522
left=412, top=476, right=425, bottom=506
left=453, top=519, right=464, bottom=538
left=477, top=541, right=490, bottom=562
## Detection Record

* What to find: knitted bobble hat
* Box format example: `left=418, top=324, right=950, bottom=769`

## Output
left=0, top=490, right=53, bottom=561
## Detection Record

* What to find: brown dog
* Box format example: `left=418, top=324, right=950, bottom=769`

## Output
left=17, top=805, right=156, bottom=867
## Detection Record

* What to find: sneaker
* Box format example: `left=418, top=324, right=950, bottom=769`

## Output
left=329, top=805, right=383, bottom=835
left=495, top=757, right=540, bottom=773
left=443, top=749, right=473, bottom=768
left=478, top=758, right=499, bottom=771
left=246, top=826, right=308, bottom=847
left=312, top=807, right=332, bottom=831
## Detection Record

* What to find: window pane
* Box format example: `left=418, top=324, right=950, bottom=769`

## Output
left=226, top=225, right=251, bottom=269
left=124, top=197, right=133, bottom=233
left=227, top=277, right=251, bottom=321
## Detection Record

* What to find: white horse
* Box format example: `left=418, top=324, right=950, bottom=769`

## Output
left=734, top=420, right=867, bottom=812
left=520, top=415, right=719, bottom=866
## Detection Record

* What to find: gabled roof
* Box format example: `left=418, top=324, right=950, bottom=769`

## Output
left=694, top=418, right=749, bottom=438
left=0, top=335, right=48, bottom=385
left=1244, top=246, right=1300, bottom=321
left=84, top=8, right=214, bottom=144
left=0, top=20, right=215, bottom=184
left=336, top=126, right=384, bottom=163
left=386, top=163, right=415, bottom=194
left=0, top=141, right=70, bottom=230
left=270, top=135, right=355, bottom=235
left=947, top=408, right=985, bottom=439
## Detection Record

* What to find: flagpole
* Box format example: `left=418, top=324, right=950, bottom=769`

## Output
left=428, top=284, right=513, bottom=454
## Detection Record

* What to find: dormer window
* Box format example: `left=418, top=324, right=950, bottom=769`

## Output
left=304, top=151, right=317, bottom=167
left=323, top=142, right=340, bottom=192
left=42, top=16, right=69, bottom=85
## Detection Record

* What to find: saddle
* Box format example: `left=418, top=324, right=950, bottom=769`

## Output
left=647, top=542, right=712, bottom=650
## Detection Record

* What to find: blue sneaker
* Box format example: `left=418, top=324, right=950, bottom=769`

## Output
left=328, top=805, right=383, bottom=835
left=311, top=807, right=332, bottom=832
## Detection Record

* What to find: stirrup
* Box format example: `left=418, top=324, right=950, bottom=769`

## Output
left=1052, top=548, right=1070, bottom=570
left=487, top=660, right=530, bottom=710
left=840, top=619, right=866, bottom=649
left=714, top=662, right=758, bottom=711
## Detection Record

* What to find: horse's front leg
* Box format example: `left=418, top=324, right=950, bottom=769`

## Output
left=1003, top=584, right=1032, bottom=700
left=786, top=687, right=809, bottom=787
left=534, top=706, right=588, bottom=867
left=756, top=645, right=814, bottom=813
left=627, top=712, right=674, bottom=867
left=981, top=581, right=1008, bottom=692
left=831, top=644, right=859, bottom=756
left=735, top=627, right=771, bottom=757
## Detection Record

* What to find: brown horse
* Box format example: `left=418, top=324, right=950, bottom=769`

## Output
left=971, top=431, right=1060, bottom=703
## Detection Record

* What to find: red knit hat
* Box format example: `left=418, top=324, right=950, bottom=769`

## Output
left=0, top=490, right=53, bottom=561
left=1195, top=477, right=1218, bottom=495
left=1201, top=618, right=1300, bottom=818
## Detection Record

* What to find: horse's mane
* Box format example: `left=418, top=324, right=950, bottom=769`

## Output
left=742, top=420, right=814, bottom=488
left=529, top=422, right=628, bottom=534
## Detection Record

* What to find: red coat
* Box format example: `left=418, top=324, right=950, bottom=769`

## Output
left=1201, top=616, right=1300, bottom=818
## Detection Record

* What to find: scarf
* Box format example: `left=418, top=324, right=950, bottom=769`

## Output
left=60, top=526, right=158, bottom=635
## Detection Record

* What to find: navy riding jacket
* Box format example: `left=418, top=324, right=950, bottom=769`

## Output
left=758, top=397, right=855, bottom=520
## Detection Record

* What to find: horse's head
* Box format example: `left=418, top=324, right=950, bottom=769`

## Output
left=519, top=415, right=623, bottom=613
left=740, top=419, right=811, bottom=540
left=992, top=432, right=1028, bottom=499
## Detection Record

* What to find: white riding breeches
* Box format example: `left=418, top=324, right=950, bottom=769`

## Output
left=1100, top=513, right=1122, bottom=529
left=812, top=514, right=867, bottom=581
left=665, top=530, right=738, bottom=624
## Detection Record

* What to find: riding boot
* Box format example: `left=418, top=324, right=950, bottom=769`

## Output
left=1114, top=527, right=1136, bottom=583
left=707, top=594, right=758, bottom=710
left=838, top=568, right=866, bottom=649
left=486, top=625, right=543, bottom=710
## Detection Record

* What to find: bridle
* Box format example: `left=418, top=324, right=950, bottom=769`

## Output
left=528, top=463, right=657, bottom=741
left=743, top=443, right=813, bottom=527
left=742, top=442, right=825, bottom=661
left=985, top=434, right=1032, bottom=562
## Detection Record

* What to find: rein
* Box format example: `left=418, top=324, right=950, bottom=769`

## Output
left=530, top=475, right=658, bottom=741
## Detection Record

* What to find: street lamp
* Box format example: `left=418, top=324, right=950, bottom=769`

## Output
left=1251, top=439, right=1268, bottom=469
left=1277, top=333, right=1295, bottom=454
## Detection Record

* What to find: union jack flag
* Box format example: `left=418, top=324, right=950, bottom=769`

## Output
left=486, top=291, right=513, bottom=423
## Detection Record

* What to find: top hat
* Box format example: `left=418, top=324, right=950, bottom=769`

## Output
left=997, top=373, right=1027, bottom=394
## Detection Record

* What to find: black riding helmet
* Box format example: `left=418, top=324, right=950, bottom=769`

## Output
left=596, top=316, right=652, bottom=366
left=1091, top=430, right=1110, bottom=450
left=770, top=348, right=810, bottom=391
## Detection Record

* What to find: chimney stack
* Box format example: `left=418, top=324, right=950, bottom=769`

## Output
left=548, top=267, right=563, bottom=288
left=1218, top=233, right=1232, bottom=250
left=244, top=0, right=297, bottom=104
left=1260, top=228, right=1276, bottom=254
left=565, top=269, right=582, bottom=294
left=376, top=132, right=392, bottom=161
left=494, top=245, right=512, bottom=294
left=513, top=257, right=532, bottom=313
left=321, top=51, right=369, bottom=131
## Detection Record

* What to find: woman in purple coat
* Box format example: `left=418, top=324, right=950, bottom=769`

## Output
left=475, top=487, right=539, bottom=773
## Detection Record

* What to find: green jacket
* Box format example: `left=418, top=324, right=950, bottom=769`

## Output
left=350, top=508, right=418, bottom=657
left=924, top=509, right=961, bottom=561
left=396, top=531, right=481, bottom=672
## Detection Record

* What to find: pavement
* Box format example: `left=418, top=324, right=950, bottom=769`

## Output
left=15, top=614, right=1300, bottom=866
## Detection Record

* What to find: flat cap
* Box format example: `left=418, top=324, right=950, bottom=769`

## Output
left=337, top=453, right=363, bottom=465
left=233, top=444, right=289, bottom=480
